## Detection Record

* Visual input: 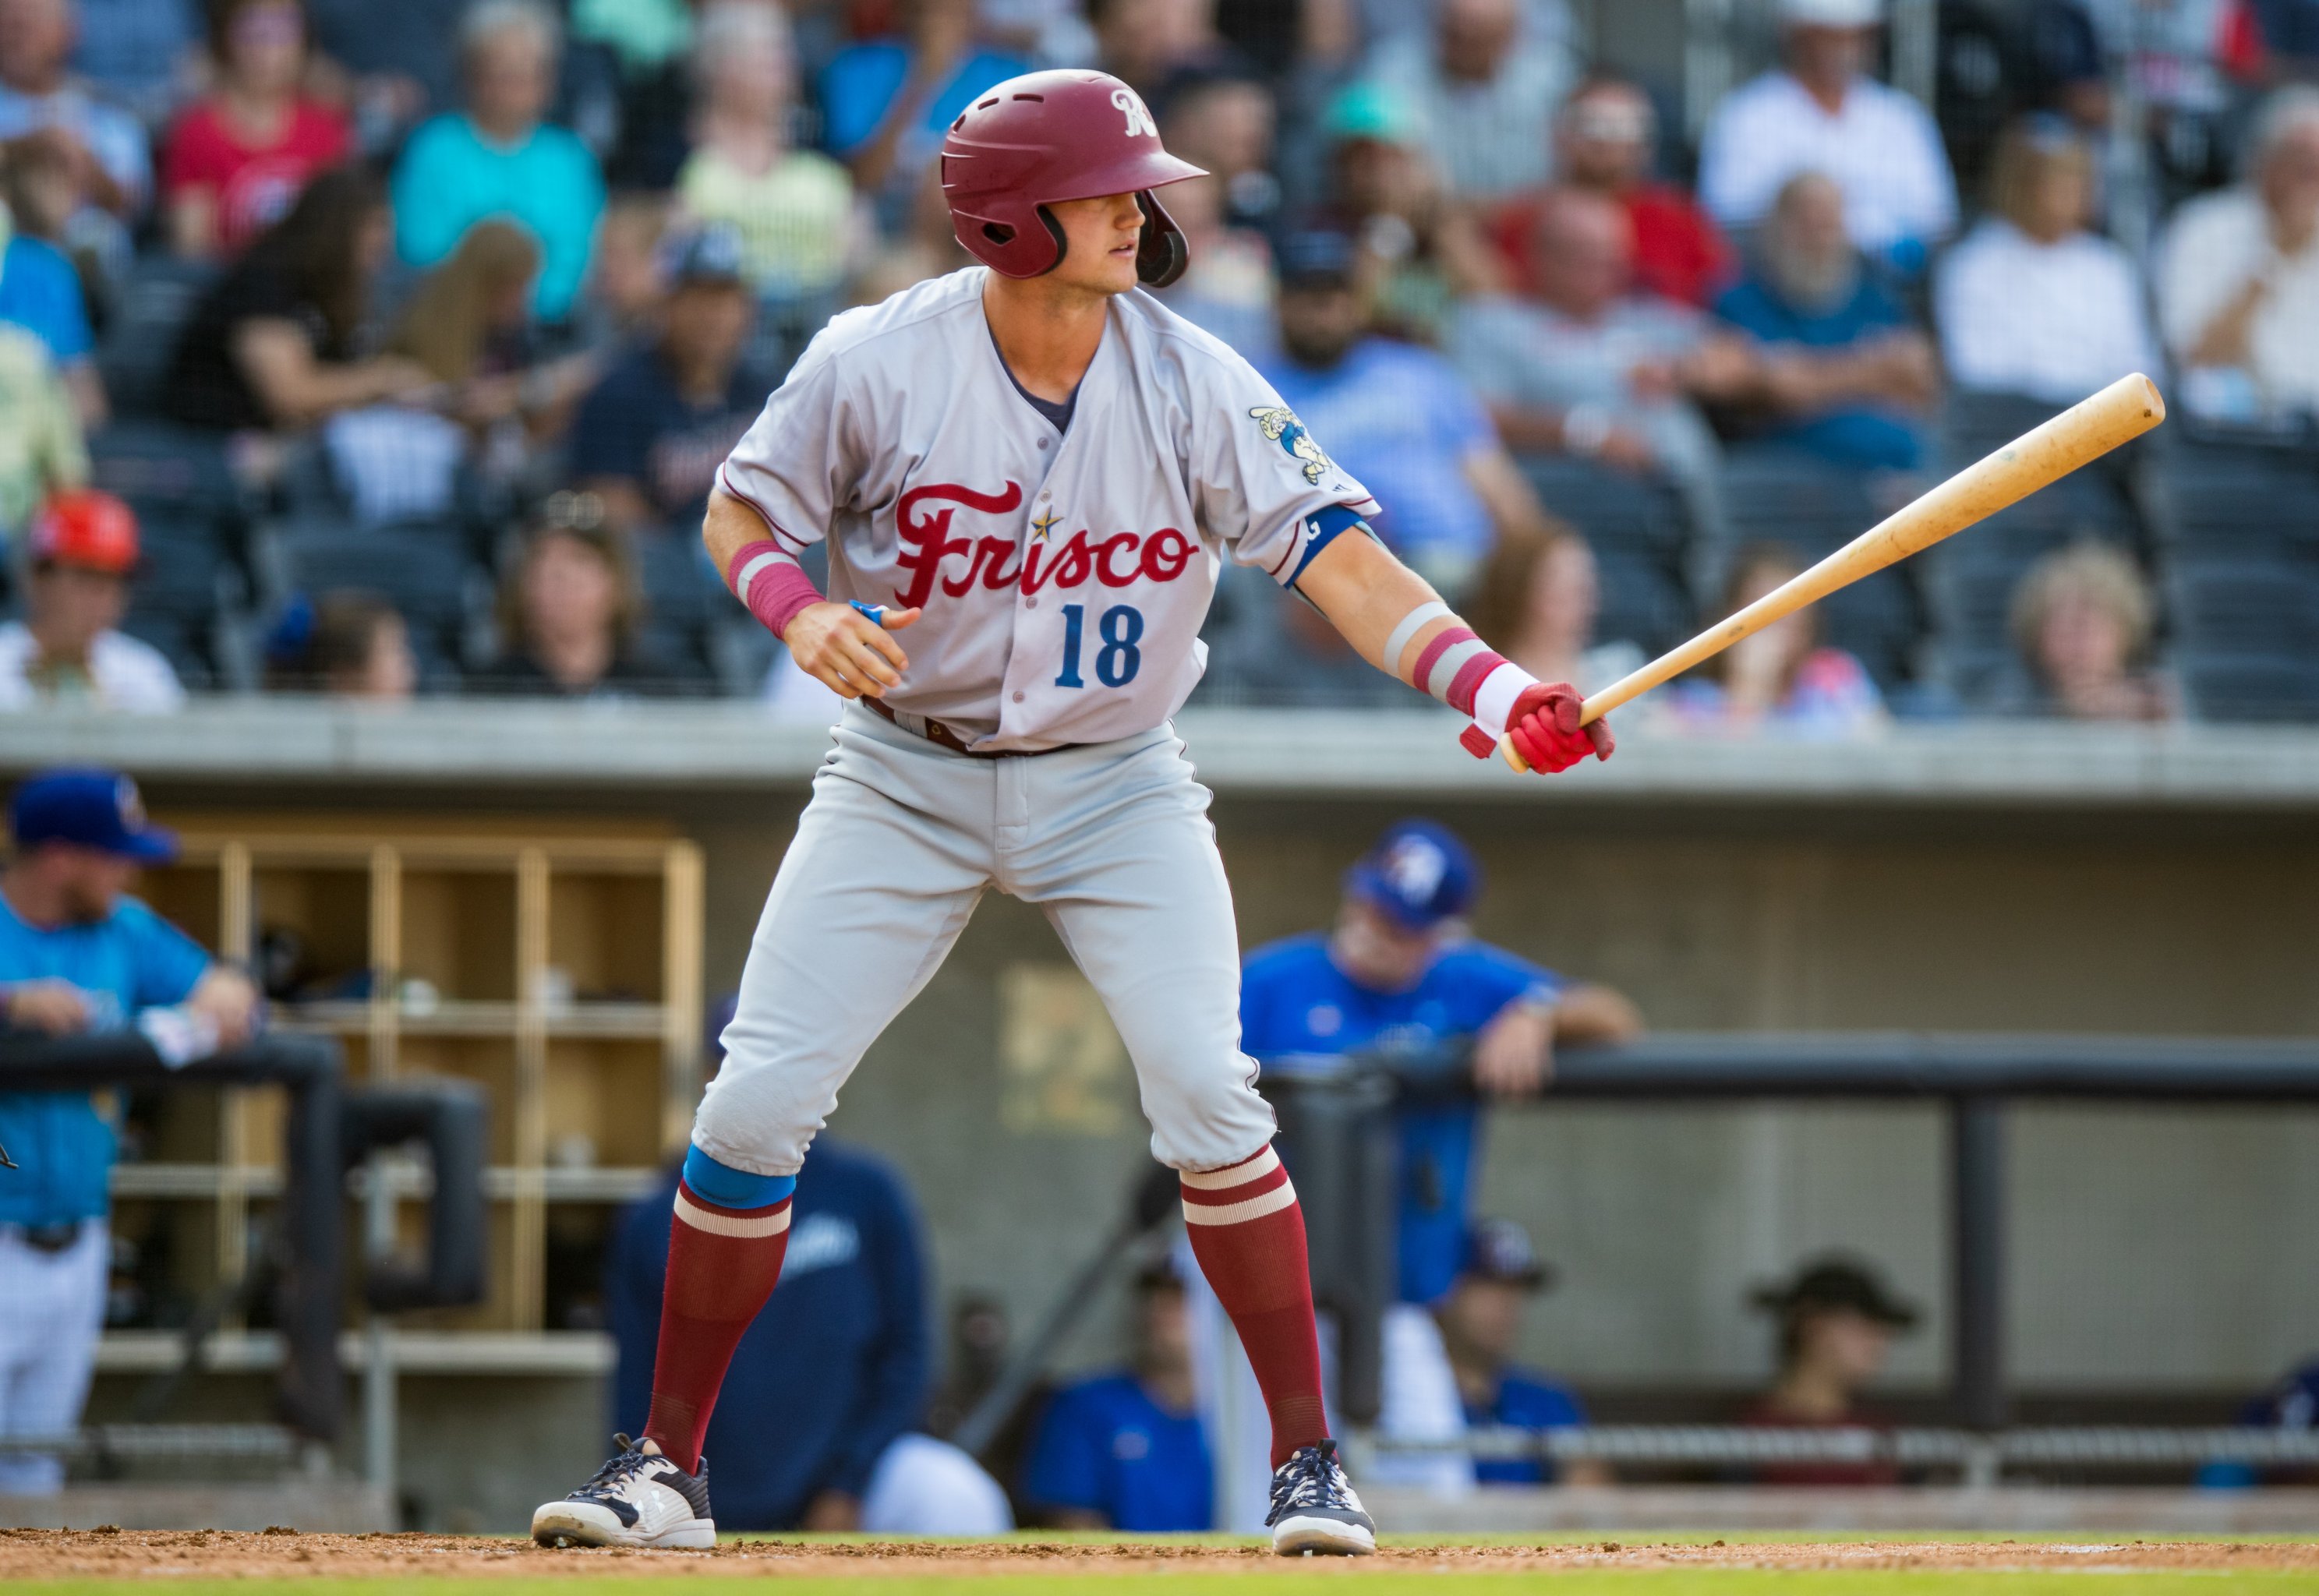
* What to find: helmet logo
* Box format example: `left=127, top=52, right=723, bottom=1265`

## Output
left=1112, top=87, right=1158, bottom=139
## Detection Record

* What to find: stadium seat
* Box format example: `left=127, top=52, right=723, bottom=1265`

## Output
left=630, top=532, right=723, bottom=690
left=1516, top=454, right=1699, bottom=662
left=2179, top=652, right=2319, bottom=722
left=2149, top=435, right=2319, bottom=562
left=1591, top=548, right=1692, bottom=660
left=89, top=423, right=255, bottom=688
left=1716, top=450, right=1925, bottom=690
left=97, top=257, right=221, bottom=418
left=120, top=510, right=244, bottom=690
left=2169, top=560, right=2319, bottom=660
left=271, top=516, right=480, bottom=687
left=1518, top=456, right=1691, bottom=563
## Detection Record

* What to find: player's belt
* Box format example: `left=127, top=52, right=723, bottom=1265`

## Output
left=861, top=696, right=1068, bottom=759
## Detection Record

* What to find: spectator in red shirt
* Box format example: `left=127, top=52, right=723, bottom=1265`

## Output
left=161, top=0, right=349, bottom=259
left=1741, top=1257, right=1919, bottom=1485
left=1491, top=78, right=1732, bottom=308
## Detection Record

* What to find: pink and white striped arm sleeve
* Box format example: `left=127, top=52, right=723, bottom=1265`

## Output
left=726, top=540, right=825, bottom=641
left=1405, top=625, right=1537, bottom=737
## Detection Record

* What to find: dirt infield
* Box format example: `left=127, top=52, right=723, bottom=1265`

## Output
left=5, top=1527, right=2319, bottom=1580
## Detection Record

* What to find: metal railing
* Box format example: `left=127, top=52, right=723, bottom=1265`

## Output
left=0, top=1030, right=346, bottom=1440
left=1356, top=1424, right=2319, bottom=1488
left=1275, top=1032, right=2319, bottom=1433
left=0, top=1029, right=489, bottom=1453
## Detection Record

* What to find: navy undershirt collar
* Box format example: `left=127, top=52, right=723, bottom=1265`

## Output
left=988, top=325, right=1080, bottom=435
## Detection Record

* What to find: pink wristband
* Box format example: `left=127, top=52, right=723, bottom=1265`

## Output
left=726, top=539, right=823, bottom=640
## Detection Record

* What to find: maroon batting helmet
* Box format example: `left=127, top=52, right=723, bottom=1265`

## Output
left=940, top=69, right=1207, bottom=288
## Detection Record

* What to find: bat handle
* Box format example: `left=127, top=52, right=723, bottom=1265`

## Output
left=1496, top=732, right=1530, bottom=774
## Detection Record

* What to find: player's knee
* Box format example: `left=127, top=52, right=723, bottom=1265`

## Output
left=1142, top=1054, right=1275, bottom=1173
left=691, top=1075, right=818, bottom=1178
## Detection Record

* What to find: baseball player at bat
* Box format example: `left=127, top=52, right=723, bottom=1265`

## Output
left=531, top=69, right=1611, bottom=1559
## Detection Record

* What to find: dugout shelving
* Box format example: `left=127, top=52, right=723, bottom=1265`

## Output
left=111, top=817, right=702, bottom=1365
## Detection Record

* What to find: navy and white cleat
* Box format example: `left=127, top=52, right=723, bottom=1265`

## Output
left=532, top=1434, right=716, bottom=1548
left=1265, top=1438, right=1377, bottom=1555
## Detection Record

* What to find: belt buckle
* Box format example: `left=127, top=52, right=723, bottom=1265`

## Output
left=19, top=1221, right=82, bottom=1254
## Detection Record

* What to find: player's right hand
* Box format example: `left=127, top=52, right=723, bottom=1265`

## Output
left=1507, top=680, right=1614, bottom=774
left=785, top=599, right=921, bottom=699
left=5, top=978, right=94, bottom=1036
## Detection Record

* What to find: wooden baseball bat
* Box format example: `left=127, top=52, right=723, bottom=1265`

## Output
left=1498, top=371, right=2166, bottom=772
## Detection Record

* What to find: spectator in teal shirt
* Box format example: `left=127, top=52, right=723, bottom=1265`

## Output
left=391, top=0, right=604, bottom=320
left=0, top=768, right=257, bottom=1492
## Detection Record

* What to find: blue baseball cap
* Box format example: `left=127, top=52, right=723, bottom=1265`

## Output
left=1276, top=230, right=1359, bottom=289
left=1343, top=818, right=1477, bottom=931
left=1464, top=1217, right=1553, bottom=1291
left=661, top=222, right=748, bottom=289
left=8, top=768, right=178, bottom=862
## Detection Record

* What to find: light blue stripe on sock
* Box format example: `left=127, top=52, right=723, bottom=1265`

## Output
left=682, top=1145, right=796, bottom=1209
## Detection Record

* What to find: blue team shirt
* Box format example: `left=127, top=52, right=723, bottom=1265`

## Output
left=1469, top=1368, right=1590, bottom=1485
left=607, top=1140, right=930, bottom=1529
left=1253, top=339, right=1500, bottom=571
left=1239, top=933, right=1559, bottom=1305
left=818, top=45, right=1027, bottom=157
left=1023, top=1372, right=1213, bottom=1531
left=1713, top=271, right=1925, bottom=470
left=0, top=893, right=211, bottom=1227
left=0, top=236, right=93, bottom=364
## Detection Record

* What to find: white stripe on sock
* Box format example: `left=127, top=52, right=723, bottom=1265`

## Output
left=1180, top=1146, right=1281, bottom=1189
left=673, top=1189, right=792, bottom=1239
left=1182, top=1178, right=1298, bottom=1227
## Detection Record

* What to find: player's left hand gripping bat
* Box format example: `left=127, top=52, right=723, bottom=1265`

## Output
left=1494, top=372, right=2167, bottom=772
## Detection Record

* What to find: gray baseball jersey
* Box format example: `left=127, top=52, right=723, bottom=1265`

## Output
left=716, top=267, right=1380, bottom=752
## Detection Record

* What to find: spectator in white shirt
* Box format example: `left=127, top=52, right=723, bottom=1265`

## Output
left=1362, top=0, right=1579, bottom=200
left=0, top=489, right=184, bottom=712
left=1697, top=0, right=1957, bottom=270
left=2157, top=87, right=2319, bottom=419
left=1935, top=117, right=2159, bottom=406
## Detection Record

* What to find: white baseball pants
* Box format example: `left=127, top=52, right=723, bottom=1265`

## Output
left=0, top=1220, right=108, bottom=1495
left=699, top=704, right=1277, bottom=1175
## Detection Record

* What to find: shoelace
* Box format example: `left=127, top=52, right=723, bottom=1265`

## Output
left=574, top=1435, right=658, bottom=1501
left=1270, top=1445, right=1349, bottom=1513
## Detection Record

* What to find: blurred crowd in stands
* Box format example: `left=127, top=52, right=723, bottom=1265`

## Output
left=0, top=0, right=2312, bottom=723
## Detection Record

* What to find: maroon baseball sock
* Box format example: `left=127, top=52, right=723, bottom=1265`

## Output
left=1182, top=1144, right=1328, bottom=1470
left=640, top=1181, right=793, bottom=1474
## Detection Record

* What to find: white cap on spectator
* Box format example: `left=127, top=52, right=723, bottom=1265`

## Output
left=1778, top=0, right=1883, bottom=27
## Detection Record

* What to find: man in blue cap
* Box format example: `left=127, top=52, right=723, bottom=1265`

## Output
left=1438, top=1217, right=1607, bottom=1486
left=1242, top=818, right=1639, bottom=1312
left=0, top=768, right=257, bottom=1492
left=1253, top=231, right=1559, bottom=600
left=1209, top=820, right=1634, bottom=1505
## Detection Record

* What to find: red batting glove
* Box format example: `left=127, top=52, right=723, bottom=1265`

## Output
left=1506, top=680, right=1614, bottom=774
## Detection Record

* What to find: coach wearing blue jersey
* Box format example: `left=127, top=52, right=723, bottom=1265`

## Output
left=1239, top=819, right=1640, bottom=1310
left=0, top=769, right=259, bottom=1494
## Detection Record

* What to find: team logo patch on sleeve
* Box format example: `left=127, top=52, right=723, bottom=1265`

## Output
left=1249, top=405, right=1332, bottom=486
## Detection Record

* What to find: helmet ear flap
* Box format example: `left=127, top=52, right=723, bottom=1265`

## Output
left=1134, top=191, right=1188, bottom=288
left=1035, top=205, right=1068, bottom=275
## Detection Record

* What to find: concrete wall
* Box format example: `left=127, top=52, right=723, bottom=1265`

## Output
left=30, top=705, right=2317, bottom=1527
left=686, top=786, right=2319, bottom=1399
